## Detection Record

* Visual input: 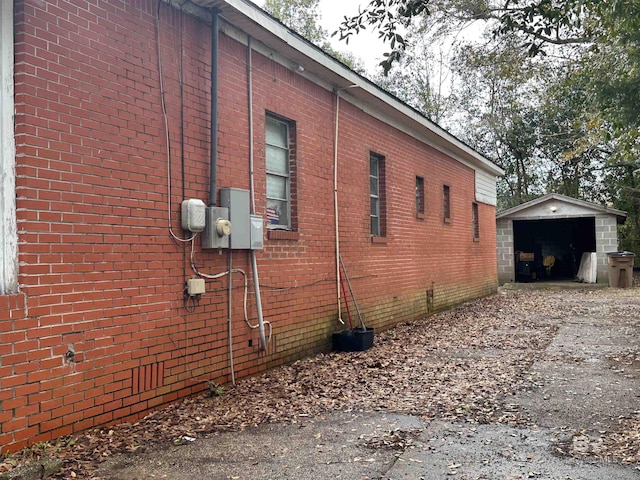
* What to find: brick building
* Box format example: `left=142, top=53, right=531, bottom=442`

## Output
left=0, top=0, right=503, bottom=451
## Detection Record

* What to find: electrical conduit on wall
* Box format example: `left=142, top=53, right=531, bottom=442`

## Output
left=209, top=8, right=219, bottom=207
left=247, top=36, right=268, bottom=351
left=334, top=91, right=343, bottom=325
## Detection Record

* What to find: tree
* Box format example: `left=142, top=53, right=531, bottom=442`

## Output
left=371, top=26, right=455, bottom=124
left=448, top=35, right=547, bottom=208
left=264, top=0, right=326, bottom=43
left=263, top=0, right=366, bottom=73
left=334, top=0, right=637, bottom=72
left=333, top=0, right=640, bottom=247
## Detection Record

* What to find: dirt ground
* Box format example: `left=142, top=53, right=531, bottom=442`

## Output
left=3, top=285, right=640, bottom=479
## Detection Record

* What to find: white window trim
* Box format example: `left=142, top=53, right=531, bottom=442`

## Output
left=370, top=153, right=381, bottom=236
left=265, top=115, right=292, bottom=230
left=1, top=0, right=17, bottom=294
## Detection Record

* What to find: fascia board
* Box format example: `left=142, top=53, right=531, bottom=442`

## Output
left=189, top=0, right=504, bottom=177
left=497, top=193, right=627, bottom=219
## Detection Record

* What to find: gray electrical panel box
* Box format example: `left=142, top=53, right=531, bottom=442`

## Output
left=202, top=206, right=230, bottom=249
left=220, top=188, right=251, bottom=249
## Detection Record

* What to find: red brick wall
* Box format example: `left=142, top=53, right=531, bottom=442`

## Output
left=1, top=0, right=497, bottom=452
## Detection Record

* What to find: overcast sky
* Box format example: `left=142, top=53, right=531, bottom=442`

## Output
left=317, top=0, right=386, bottom=72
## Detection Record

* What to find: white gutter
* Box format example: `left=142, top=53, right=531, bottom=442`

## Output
left=0, top=0, right=17, bottom=294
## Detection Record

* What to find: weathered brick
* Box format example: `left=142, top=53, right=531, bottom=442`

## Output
left=3, top=0, right=498, bottom=453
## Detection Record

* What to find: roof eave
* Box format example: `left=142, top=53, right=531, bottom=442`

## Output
left=497, top=193, right=627, bottom=221
left=188, top=0, right=504, bottom=177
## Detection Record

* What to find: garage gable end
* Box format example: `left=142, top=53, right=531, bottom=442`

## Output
left=497, top=193, right=626, bottom=223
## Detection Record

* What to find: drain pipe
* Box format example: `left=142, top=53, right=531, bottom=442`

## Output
left=209, top=8, right=219, bottom=206
left=333, top=91, right=343, bottom=325
left=247, top=36, right=268, bottom=351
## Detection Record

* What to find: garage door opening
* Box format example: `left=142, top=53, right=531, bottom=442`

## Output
left=513, top=217, right=596, bottom=282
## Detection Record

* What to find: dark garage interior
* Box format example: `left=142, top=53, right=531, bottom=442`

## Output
left=513, top=217, right=596, bottom=282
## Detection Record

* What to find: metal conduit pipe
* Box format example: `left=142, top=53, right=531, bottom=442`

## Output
left=333, top=86, right=358, bottom=325
left=209, top=8, right=219, bottom=206
left=333, top=91, right=343, bottom=324
left=247, top=36, right=267, bottom=351
left=228, top=250, right=235, bottom=385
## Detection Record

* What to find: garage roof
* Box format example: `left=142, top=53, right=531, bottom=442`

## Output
left=497, top=193, right=627, bottom=223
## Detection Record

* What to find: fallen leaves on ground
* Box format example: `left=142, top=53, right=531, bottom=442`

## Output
left=3, top=288, right=640, bottom=478
left=362, top=429, right=421, bottom=451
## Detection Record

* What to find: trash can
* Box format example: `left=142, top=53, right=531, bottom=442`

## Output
left=607, top=252, right=635, bottom=288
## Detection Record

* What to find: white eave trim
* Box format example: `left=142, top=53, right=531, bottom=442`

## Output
left=1, top=0, right=18, bottom=294
left=497, top=193, right=627, bottom=220
left=190, top=0, right=504, bottom=177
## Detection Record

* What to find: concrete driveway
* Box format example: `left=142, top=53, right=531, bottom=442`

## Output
left=92, top=286, right=640, bottom=479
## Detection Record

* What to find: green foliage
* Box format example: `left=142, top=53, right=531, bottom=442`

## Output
left=263, top=0, right=366, bottom=73
left=264, top=0, right=326, bottom=44
left=448, top=35, right=548, bottom=207
left=371, top=26, right=455, bottom=123
left=334, top=0, right=640, bottom=246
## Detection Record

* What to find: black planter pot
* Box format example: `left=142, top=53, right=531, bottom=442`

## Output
left=332, top=328, right=374, bottom=352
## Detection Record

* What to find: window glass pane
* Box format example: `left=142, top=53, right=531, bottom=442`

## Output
left=370, top=197, right=379, bottom=216
left=266, top=119, right=287, bottom=148
left=416, top=176, right=424, bottom=214
left=443, top=185, right=451, bottom=219
left=472, top=203, right=479, bottom=238
left=371, top=216, right=379, bottom=236
left=370, top=156, right=378, bottom=177
left=266, top=174, right=287, bottom=200
left=370, top=153, right=383, bottom=237
left=370, top=176, right=379, bottom=196
left=267, top=199, right=289, bottom=227
left=265, top=114, right=293, bottom=230
left=266, top=146, right=288, bottom=175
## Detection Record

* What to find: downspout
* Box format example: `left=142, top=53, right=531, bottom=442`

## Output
left=209, top=8, right=219, bottom=206
left=334, top=91, right=343, bottom=325
left=247, top=36, right=268, bottom=351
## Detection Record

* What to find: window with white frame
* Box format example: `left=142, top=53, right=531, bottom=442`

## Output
left=265, top=115, right=294, bottom=230
left=370, top=152, right=386, bottom=236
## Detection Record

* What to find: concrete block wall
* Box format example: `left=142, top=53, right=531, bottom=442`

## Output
left=1, top=0, right=499, bottom=452
left=496, top=218, right=514, bottom=284
left=595, top=214, right=620, bottom=282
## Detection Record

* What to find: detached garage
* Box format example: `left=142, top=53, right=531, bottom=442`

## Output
left=497, top=194, right=626, bottom=284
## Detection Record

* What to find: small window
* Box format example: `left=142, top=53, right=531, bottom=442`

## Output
left=415, top=176, right=425, bottom=217
left=265, top=115, right=295, bottom=230
left=370, top=152, right=386, bottom=237
left=443, top=185, right=451, bottom=222
left=472, top=202, right=479, bottom=239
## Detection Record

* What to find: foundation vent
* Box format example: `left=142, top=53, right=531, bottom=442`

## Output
left=426, top=289, right=434, bottom=313
left=132, top=362, right=165, bottom=395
